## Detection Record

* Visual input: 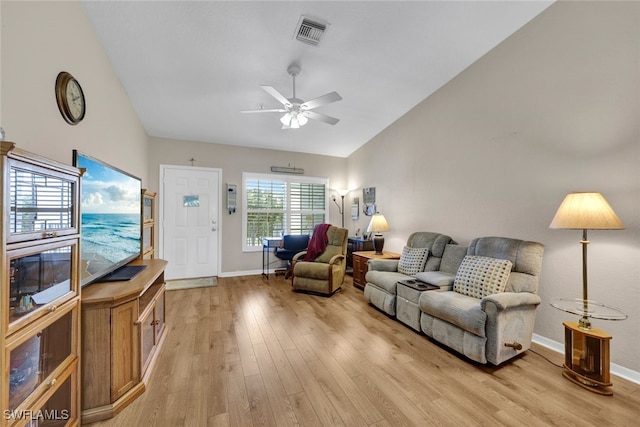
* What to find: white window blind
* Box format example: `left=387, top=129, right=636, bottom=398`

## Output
left=243, top=173, right=328, bottom=251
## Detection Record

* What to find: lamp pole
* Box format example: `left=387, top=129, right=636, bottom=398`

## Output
left=579, top=228, right=590, bottom=329
left=333, top=190, right=349, bottom=228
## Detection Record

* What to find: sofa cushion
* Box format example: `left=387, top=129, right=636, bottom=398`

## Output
left=314, top=226, right=348, bottom=263
left=439, top=244, right=468, bottom=274
left=415, top=271, right=456, bottom=289
left=397, top=246, right=429, bottom=276
left=406, top=232, right=455, bottom=271
left=467, top=237, right=544, bottom=293
left=365, top=270, right=411, bottom=293
left=314, top=245, right=342, bottom=263
left=293, top=261, right=331, bottom=279
left=453, top=255, right=512, bottom=299
left=419, top=291, right=487, bottom=337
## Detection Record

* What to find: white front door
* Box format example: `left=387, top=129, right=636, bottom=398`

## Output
left=160, top=165, right=220, bottom=280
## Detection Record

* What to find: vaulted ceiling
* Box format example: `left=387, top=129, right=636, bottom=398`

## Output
left=83, top=1, right=553, bottom=158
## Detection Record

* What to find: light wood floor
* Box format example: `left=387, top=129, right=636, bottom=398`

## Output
left=89, top=274, right=640, bottom=426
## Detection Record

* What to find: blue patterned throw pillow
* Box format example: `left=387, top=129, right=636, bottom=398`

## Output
left=397, top=246, right=429, bottom=276
left=453, top=255, right=512, bottom=298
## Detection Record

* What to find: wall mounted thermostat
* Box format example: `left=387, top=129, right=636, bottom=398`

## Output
left=227, top=184, right=237, bottom=214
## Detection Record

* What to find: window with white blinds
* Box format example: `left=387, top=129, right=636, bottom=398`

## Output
left=243, top=173, right=328, bottom=251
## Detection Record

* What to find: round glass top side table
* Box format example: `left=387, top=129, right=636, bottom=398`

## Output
left=550, top=297, right=627, bottom=322
left=549, top=298, right=627, bottom=396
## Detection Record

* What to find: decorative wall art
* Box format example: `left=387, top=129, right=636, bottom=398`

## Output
left=363, top=187, right=376, bottom=216
left=352, top=196, right=360, bottom=220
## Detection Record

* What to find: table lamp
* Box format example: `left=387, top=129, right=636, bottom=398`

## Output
left=367, top=213, right=390, bottom=254
left=549, top=192, right=625, bottom=330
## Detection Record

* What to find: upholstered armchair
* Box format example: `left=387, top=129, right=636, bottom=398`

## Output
left=291, top=225, right=348, bottom=296
left=419, top=236, right=544, bottom=365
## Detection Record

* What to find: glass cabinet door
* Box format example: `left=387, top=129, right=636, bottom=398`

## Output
left=31, top=373, right=74, bottom=427
left=6, top=158, right=80, bottom=244
left=143, top=194, right=154, bottom=222
left=142, top=226, right=152, bottom=254
left=6, top=240, right=78, bottom=335
left=7, top=307, right=76, bottom=413
left=8, top=371, right=75, bottom=427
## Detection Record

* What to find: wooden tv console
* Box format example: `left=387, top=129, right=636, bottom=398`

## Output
left=80, top=259, right=168, bottom=424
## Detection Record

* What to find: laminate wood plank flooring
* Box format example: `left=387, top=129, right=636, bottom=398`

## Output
left=88, top=274, right=640, bottom=426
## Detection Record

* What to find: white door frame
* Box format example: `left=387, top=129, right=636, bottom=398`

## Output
left=158, top=164, right=222, bottom=278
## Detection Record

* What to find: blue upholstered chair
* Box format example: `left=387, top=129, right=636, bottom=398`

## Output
left=274, top=234, right=309, bottom=278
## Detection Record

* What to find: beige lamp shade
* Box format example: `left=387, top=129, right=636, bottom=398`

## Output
left=336, top=188, right=350, bottom=197
left=367, top=213, right=390, bottom=233
left=549, top=192, right=624, bottom=230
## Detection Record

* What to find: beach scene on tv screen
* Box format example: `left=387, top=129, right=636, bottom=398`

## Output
left=76, top=155, right=141, bottom=281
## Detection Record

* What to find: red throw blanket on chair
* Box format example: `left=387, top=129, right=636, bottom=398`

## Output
left=304, top=223, right=332, bottom=261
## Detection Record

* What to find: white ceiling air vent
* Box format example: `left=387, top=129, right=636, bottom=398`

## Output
left=294, top=16, right=329, bottom=47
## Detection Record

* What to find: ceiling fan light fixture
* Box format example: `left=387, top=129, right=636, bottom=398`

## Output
left=280, top=111, right=307, bottom=129
left=242, top=64, right=341, bottom=128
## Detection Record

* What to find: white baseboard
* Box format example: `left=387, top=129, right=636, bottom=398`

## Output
left=218, top=269, right=272, bottom=278
left=165, top=277, right=217, bottom=290
left=532, top=333, right=640, bottom=385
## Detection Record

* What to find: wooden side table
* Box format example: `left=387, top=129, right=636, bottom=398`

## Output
left=352, top=251, right=401, bottom=289
left=550, top=298, right=627, bottom=395
left=562, top=321, right=613, bottom=395
left=346, top=237, right=374, bottom=269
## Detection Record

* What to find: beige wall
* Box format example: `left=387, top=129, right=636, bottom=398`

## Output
left=346, top=1, right=640, bottom=373
left=2, top=1, right=638, bottom=376
left=1, top=1, right=149, bottom=182
left=148, top=137, right=347, bottom=275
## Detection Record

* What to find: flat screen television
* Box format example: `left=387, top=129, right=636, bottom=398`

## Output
left=73, top=151, right=145, bottom=286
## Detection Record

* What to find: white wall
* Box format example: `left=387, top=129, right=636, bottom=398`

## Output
left=0, top=1, right=347, bottom=276
left=148, top=137, right=347, bottom=275
left=2, top=1, right=638, bottom=376
left=1, top=1, right=149, bottom=182
left=346, top=1, right=640, bottom=373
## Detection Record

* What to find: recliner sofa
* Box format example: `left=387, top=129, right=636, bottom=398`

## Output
left=364, top=234, right=544, bottom=365
left=419, top=236, right=544, bottom=365
left=363, top=232, right=455, bottom=316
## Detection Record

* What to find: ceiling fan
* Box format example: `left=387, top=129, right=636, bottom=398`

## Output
left=241, top=64, right=342, bottom=129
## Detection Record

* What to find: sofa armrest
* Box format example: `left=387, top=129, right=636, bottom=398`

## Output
left=329, top=254, right=346, bottom=265
left=481, top=292, right=541, bottom=365
left=292, top=251, right=307, bottom=262
left=367, top=259, right=399, bottom=272
left=481, top=292, right=541, bottom=312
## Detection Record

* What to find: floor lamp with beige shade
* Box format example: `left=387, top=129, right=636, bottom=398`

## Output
left=549, top=192, right=627, bottom=395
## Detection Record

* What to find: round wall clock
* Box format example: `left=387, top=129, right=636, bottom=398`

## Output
left=55, top=71, right=86, bottom=125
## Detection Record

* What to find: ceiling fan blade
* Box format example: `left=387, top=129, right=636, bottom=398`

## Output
left=303, top=110, right=340, bottom=126
left=260, top=85, right=291, bottom=106
left=240, top=108, right=287, bottom=114
left=301, top=91, right=342, bottom=110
